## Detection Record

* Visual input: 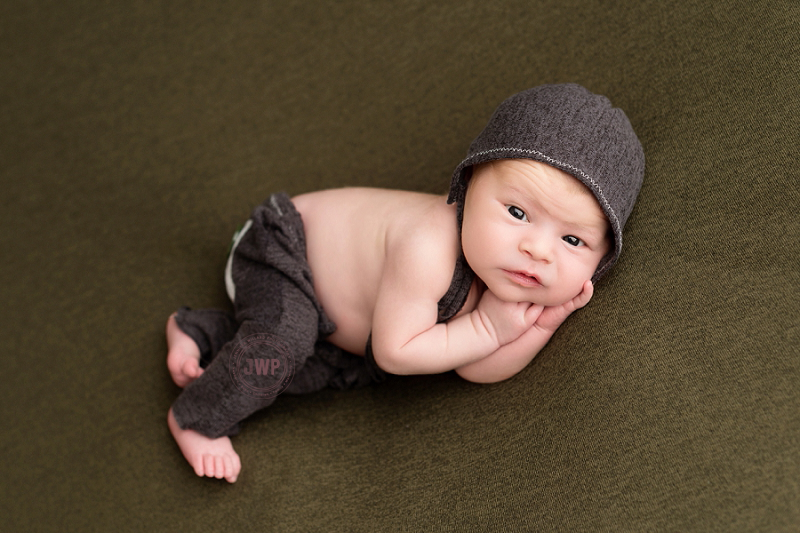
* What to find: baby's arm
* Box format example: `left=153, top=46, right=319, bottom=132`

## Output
left=455, top=281, right=594, bottom=383
left=370, top=232, right=539, bottom=375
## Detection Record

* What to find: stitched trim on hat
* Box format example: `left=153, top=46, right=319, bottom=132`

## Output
left=461, top=147, right=622, bottom=242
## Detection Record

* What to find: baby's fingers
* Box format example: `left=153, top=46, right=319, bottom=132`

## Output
left=524, top=303, right=545, bottom=325
left=572, top=281, right=594, bottom=309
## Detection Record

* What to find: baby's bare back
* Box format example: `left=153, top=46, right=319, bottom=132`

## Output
left=292, top=188, right=463, bottom=355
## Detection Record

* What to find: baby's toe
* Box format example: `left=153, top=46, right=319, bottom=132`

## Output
left=191, top=455, right=205, bottom=477
left=203, top=454, right=218, bottom=478
left=223, top=456, right=239, bottom=483
left=183, top=359, right=204, bottom=379
left=214, top=456, right=226, bottom=479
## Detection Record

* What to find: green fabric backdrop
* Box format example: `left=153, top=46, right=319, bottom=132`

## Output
left=1, top=0, right=797, bottom=531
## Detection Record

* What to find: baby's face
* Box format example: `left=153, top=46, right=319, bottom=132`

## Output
left=461, top=159, right=611, bottom=306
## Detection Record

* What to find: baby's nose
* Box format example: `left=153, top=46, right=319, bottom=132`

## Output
left=520, top=234, right=553, bottom=263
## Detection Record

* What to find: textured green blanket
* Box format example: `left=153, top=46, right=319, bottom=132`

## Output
left=1, top=0, right=797, bottom=531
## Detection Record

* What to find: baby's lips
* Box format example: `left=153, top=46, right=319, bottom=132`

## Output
left=504, top=269, right=543, bottom=288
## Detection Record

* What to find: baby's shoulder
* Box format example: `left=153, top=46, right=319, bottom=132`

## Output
left=385, top=190, right=458, bottom=249
left=382, top=191, right=462, bottom=293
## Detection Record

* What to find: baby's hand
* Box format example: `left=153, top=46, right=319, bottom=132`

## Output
left=476, top=290, right=544, bottom=346
left=534, top=280, right=594, bottom=333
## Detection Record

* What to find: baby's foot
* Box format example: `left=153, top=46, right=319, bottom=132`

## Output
left=166, top=313, right=204, bottom=387
left=168, top=408, right=241, bottom=483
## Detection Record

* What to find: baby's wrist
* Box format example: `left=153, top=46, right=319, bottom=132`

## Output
left=466, top=309, right=504, bottom=351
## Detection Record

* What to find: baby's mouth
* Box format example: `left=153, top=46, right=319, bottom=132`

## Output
left=504, top=270, right=542, bottom=288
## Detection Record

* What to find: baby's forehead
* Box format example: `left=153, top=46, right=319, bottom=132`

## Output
left=491, top=159, right=596, bottom=198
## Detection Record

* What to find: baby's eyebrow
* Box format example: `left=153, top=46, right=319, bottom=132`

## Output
left=566, top=220, right=605, bottom=237
left=563, top=215, right=612, bottom=245
left=506, top=184, right=538, bottom=207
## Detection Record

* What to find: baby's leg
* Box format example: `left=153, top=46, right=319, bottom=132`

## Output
left=167, top=407, right=240, bottom=483
left=166, top=313, right=203, bottom=388
left=167, top=193, right=330, bottom=481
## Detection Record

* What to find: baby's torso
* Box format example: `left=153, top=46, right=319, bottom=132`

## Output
left=292, top=187, right=480, bottom=355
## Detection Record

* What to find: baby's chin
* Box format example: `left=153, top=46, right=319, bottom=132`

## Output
left=488, top=284, right=579, bottom=308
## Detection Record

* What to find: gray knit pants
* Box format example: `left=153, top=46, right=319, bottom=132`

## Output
left=171, top=193, right=375, bottom=438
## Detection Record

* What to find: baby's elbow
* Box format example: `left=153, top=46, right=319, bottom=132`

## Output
left=371, top=345, right=413, bottom=376
left=455, top=365, right=514, bottom=384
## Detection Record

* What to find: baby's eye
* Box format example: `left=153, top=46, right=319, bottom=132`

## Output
left=563, top=235, right=584, bottom=247
left=507, top=205, right=527, bottom=221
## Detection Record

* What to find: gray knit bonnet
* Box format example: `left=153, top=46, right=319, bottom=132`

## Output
left=447, top=83, right=645, bottom=281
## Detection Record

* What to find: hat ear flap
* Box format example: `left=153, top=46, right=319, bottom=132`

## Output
left=450, top=165, right=473, bottom=230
